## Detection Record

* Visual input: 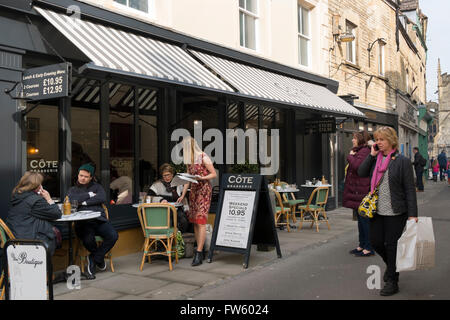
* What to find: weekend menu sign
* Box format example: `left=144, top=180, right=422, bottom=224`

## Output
left=208, top=174, right=282, bottom=268
left=22, top=63, right=71, bottom=101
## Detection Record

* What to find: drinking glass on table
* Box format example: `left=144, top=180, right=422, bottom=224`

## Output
left=70, top=200, right=78, bottom=213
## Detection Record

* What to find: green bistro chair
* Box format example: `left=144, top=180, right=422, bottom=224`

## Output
left=282, top=192, right=305, bottom=224
left=298, top=187, right=330, bottom=232
left=273, top=190, right=292, bottom=232
left=137, top=203, right=178, bottom=271
left=0, top=218, right=15, bottom=300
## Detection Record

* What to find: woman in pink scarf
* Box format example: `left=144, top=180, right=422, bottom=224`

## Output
left=358, top=126, right=418, bottom=297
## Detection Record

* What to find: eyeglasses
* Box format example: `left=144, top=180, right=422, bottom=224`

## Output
left=162, top=173, right=173, bottom=178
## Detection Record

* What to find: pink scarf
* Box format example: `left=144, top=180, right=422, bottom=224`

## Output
left=370, top=149, right=397, bottom=193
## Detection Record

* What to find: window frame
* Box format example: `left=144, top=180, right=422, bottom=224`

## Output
left=345, top=21, right=357, bottom=65
left=378, top=40, right=386, bottom=76
left=239, top=0, right=259, bottom=51
left=113, top=0, right=155, bottom=19
left=297, top=4, right=311, bottom=68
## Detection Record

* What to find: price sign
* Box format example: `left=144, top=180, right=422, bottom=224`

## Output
left=208, top=174, right=282, bottom=268
left=22, top=63, right=71, bottom=101
left=216, top=191, right=256, bottom=249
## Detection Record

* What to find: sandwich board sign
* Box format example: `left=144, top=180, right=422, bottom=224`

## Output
left=207, top=174, right=282, bottom=268
left=3, top=239, right=53, bottom=300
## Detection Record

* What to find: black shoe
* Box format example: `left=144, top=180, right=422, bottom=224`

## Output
left=96, top=259, right=107, bottom=271
left=191, top=250, right=203, bottom=266
left=354, top=250, right=375, bottom=257
left=87, top=254, right=96, bottom=276
left=349, top=248, right=363, bottom=255
left=380, top=281, right=399, bottom=296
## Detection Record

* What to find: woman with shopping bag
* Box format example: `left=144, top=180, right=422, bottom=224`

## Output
left=358, top=126, right=418, bottom=296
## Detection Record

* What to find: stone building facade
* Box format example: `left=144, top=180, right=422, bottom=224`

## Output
left=327, top=0, right=427, bottom=159
left=433, top=59, right=450, bottom=155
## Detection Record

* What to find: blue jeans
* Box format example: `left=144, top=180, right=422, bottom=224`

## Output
left=355, top=209, right=373, bottom=251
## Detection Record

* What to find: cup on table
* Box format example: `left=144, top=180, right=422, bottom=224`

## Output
left=70, top=200, right=78, bottom=213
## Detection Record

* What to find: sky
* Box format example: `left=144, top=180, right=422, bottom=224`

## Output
left=420, top=0, right=450, bottom=103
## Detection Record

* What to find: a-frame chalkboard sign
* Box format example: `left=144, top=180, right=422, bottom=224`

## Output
left=207, top=174, right=282, bottom=268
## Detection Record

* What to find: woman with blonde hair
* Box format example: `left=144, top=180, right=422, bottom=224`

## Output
left=6, top=171, right=62, bottom=255
left=358, top=126, right=418, bottom=296
left=180, top=137, right=217, bottom=266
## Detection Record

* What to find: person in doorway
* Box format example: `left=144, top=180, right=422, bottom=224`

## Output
left=358, top=126, right=418, bottom=296
left=148, top=163, right=190, bottom=233
left=412, top=147, right=426, bottom=192
left=6, top=172, right=62, bottom=255
left=438, top=150, right=448, bottom=181
left=180, top=137, right=216, bottom=267
left=67, top=163, right=118, bottom=277
left=343, top=131, right=374, bottom=257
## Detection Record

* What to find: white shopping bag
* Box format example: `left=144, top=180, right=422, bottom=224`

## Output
left=396, top=217, right=435, bottom=272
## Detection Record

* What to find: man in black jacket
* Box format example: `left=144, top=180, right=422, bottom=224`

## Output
left=412, top=147, right=426, bottom=192
left=67, top=164, right=118, bottom=277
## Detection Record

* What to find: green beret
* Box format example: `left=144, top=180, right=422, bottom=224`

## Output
left=78, top=163, right=95, bottom=176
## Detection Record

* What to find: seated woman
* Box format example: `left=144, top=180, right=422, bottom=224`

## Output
left=6, top=171, right=62, bottom=255
left=147, top=163, right=190, bottom=233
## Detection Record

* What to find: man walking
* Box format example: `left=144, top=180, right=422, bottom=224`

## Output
left=412, top=147, right=426, bottom=192
left=68, top=163, right=118, bottom=278
left=437, top=150, right=448, bottom=181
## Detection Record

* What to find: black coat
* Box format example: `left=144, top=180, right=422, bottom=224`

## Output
left=358, top=150, right=418, bottom=218
left=413, top=152, right=426, bottom=173
left=67, top=181, right=107, bottom=222
left=6, top=191, right=62, bottom=253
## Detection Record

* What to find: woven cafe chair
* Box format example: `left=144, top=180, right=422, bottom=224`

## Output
left=75, top=204, right=115, bottom=273
left=297, top=187, right=330, bottom=232
left=273, top=190, right=292, bottom=232
left=137, top=203, right=178, bottom=271
left=0, top=218, right=15, bottom=300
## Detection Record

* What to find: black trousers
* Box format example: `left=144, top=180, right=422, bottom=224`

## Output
left=75, top=219, right=119, bottom=264
left=415, top=169, right=424, bottom=191
left=370, top=213, right=407, bottom=283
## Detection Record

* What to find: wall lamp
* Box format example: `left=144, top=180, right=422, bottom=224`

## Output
left=337, top=32, right=355, bottom=43
left=4, top=81, right=31, bottom=111
left=367, top=38, right=386, bottom=68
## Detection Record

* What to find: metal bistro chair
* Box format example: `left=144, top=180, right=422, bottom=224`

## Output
left=76, top=204, right=115, bottom=273
left=273, top=190, right=292, bottom=232
left=137, top=203, right=178, bottom=271
left=0, top=218, right=15, bottom=300
left=298, top=187, right=330, bottom=232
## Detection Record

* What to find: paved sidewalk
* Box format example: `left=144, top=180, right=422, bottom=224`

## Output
left=53, top=206, right=357, bottom=300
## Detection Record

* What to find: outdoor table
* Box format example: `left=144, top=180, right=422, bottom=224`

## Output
left=269, top=187, right=303, bottom=228
left=56, top=211, right=101, bottom=280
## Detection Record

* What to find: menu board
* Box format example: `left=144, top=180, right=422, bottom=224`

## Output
left=22, top=63, right=71, bottom=101
left=6, top=244, right=48, bottom=300
left=208, top=174, right=281, bottom=268
left=216, top=190, right=256, bottom=249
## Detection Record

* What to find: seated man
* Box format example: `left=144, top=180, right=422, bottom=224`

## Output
left=68, top=164, right=118, bottom=277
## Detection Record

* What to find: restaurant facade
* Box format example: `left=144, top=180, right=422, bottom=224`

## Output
left=0, top=0, right=365, bottom=261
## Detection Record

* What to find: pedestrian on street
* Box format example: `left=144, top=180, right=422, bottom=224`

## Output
left=180, top=137, right=216, bottom=267
left=343, top=131, right=374, bottom=257
left=437, top=150, right=447, bottom=181
left=432, top=159, right=439, bottom=182
left=358, top=126, right=418, bottom=296
left=412, top=147, right=426, bottom=192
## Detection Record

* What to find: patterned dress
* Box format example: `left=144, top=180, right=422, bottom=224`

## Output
left=187, top=153, right=212, bottom=225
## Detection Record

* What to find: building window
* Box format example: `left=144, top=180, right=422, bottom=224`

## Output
left=239, top=0, right=258, bottom=50
left=298, top=5, right=311, bottom=67
left=114, top=0, right=150, bottom=13
left=346, top=21, right=357, bottom=64
left=378, top=41, right=385, bottom=76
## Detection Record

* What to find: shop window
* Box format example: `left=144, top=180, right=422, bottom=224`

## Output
left=239, top=0, right=258, bottom=50
left=26, top=105, right=60, bottom=199
left=298, top=5, right=311, bottom=67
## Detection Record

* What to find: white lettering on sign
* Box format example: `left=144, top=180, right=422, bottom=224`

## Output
left=228, top=175, right=254, bottom=185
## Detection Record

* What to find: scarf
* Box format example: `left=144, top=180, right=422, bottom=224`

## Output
left=370, top=149, right=397, bottom=193
left=162, top=180, right=179, bottom=200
